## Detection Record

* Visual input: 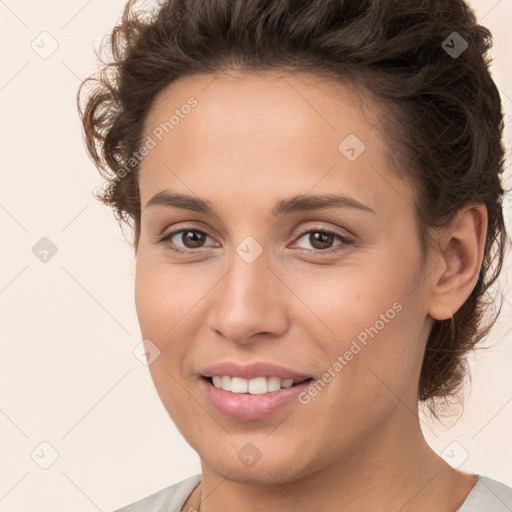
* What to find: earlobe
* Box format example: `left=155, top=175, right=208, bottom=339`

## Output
left=427, top=204, right=488, bottom=321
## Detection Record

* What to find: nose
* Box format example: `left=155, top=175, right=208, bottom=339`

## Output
left=206, top=249, right=289, bottom=345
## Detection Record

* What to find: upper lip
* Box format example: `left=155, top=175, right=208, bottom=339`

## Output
left=201, top=361, right=312, bottom=381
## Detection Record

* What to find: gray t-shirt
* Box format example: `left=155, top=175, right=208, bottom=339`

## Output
left=113, top=473, right=512, bottom=511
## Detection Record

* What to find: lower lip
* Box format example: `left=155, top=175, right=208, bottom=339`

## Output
left=201, top=378, right=313, bottom=420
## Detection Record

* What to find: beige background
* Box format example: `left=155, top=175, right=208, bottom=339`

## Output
left=0, top=1, right=511, bottom=510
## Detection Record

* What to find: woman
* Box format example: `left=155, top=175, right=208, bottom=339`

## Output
left=78, top=0, right=512, bottom=510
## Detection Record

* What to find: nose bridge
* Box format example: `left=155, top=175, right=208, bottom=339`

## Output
left=222, top=245, right=274, bottom=317
left=209, top=243, right=288, bottom=342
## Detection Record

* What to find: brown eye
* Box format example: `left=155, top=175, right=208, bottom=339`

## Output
left=308, top=232, right=335, bottom=250
left=176, top=230, right=207, bottom=248
left=295, top=230, right=346, bottom=251
left=160, top=228, right=212, bottom=252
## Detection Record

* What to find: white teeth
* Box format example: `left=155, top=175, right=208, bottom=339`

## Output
left=248, top=377, right=267, bottom=395
left=221, top=375, right=231, bottom=391
left=209, top=376, right=300, bottom=394
left=281, top=379, right=294, bottom=388
left=267, top=376, right=281, bottom=392
left=231, top=377, right=248, bottom=393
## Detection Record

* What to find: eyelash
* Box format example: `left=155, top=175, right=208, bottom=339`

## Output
left=157, top=225, right=353, bottom=256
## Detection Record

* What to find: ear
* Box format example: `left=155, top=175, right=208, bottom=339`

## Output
left=427, top=204, right=488, bottom=321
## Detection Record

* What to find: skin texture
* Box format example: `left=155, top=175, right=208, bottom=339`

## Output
left=134, top=71, right=486, bottom=511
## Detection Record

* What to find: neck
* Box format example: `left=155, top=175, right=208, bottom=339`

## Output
left=191, top=411, right=476, bottom=512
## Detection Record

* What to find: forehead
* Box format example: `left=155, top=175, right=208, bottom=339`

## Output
left=138, top=71, right=410, bottom=217
left=142, top=70, right=381, bottom=156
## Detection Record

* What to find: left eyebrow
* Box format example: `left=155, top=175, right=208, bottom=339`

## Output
left=145, top=190, right=375, bottom=216
left=272, top=193, right=375, bottom=216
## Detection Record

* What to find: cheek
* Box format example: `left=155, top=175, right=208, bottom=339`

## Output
left=134, top=255, right=199, bottom=419
left=289, top=261, right=405, bottom=344
left=134, top=252, right=222, bottom=388
left=134, top=253, right=207, bottom=338
left=134, top=259, right=166, bottom=337
left=290, top=254, right=424, bottom=399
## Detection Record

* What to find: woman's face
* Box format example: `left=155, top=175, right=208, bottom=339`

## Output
left=135, top=71, right=436, bottom=483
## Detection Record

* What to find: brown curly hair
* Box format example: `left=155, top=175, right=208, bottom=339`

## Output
left=78, top=0, right=508, bottom=416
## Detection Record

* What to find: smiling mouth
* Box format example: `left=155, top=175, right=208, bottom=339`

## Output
left=203, top=375, right=313, bottom=394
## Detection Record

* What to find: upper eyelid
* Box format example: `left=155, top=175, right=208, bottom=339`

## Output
left=160, top=224, right=352, bottom=249
left=160, top=223, right=349, bottom=238
left=161, top=227, right=215, bottom=246
left=156, top=211, right=358, bottom=237
left=290, top=228, right=352, bottom=250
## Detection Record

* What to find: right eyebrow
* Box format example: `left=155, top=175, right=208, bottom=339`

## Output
left=146, top=191, right=215, bottom=214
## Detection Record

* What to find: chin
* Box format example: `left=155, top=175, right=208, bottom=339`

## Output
left=193, top=435, right=317, bottom=485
